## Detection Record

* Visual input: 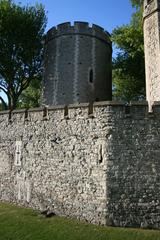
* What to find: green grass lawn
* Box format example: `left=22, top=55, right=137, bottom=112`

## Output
left=0, top=202, right=160, bottom=240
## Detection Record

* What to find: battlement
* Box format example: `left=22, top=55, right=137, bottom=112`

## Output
left=1, top=100, right=160, bottom=228
left=45, top=21, right=111, bottom=46
left=1, top=101, right=160, bottom=123
left=1, top=4, right=160, bottom=229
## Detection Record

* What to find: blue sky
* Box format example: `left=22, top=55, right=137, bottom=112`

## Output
left=15, top=0, right=134, bottom=33
left=1, top=0, right=134, bottom=102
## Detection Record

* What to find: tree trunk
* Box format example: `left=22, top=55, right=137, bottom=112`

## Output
left=0, top=96, right=8, bottom=110
left=11, top=94, right=19, bottom=110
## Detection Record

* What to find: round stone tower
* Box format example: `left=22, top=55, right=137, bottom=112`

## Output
left=42, top=22, right=112, bottom=106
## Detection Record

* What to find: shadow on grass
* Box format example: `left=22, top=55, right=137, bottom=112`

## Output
left=0, top=202, right=160, bottom=240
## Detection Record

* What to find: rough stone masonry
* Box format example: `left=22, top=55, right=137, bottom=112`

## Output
left=1, top=0, right=160, bottom=229
left=1, top=102, right=160, bottom=228
left=143, top=0, right=160, bottom=110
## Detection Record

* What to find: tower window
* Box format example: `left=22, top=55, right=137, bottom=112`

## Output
left=89, top=69, right=93, bottom=84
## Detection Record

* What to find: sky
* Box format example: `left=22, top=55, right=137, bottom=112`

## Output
left=1, top=0, right=134, bottom=102
left=14, top=0, right=134, bottom=33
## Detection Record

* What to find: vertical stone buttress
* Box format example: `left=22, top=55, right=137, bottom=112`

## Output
left=73, top=35, right=80, bottom=102
left=91, top=29, right=96, bottom=98
left=53, top=37, right=60, bottom=105
left=143, top=0, right=160, bottom=111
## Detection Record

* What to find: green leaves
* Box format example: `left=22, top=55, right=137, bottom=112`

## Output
left=18, top=76, right=42, bottom=109
left=0, top=0, right=47, bottom=110
left=112, top=25, right=143, bottom=56
left=130, top=0, right=143, bottom=8
left=112, top=1, right=145, bottom=102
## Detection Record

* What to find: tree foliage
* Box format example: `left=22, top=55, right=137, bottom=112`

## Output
left=112, top=0, right=145, bottom=101
left=0, top=0, right=47, bottom=110
left=131, top=0, right=143, bottom=8
left=18, top=76, right=42, bottom=109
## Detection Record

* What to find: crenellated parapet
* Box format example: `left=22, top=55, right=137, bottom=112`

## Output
left=45, top=22, right=111, bottom=47
left=1, top=101, right=160, bottom=123
left=1, top=100, right=160, bottom=228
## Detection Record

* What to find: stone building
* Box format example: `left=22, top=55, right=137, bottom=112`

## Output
left=42, top=22, right=112, bottom=105
left=0, top=0, right=160, bottom=229
left=143, top=0, right=160, bottom=110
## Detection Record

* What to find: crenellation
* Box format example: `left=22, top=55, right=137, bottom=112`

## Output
left=68, top=102, right=90, bottom=109
left=45, top=26, right=57, bottom=42
left=2, top=102, right=160, bottom=124
left=92, top=24, right=104, bottom=32
left=130, top=101, right=148, bottom=106
left=28, top=107, right=44, bottom=113
left=1, top=4, right=160, bottom=228
left=12, top=109, right=26, bottom=114
left=44, top=22, right=111, bottom=45
left=129, top=101, right=148, bottom=118
left=57, top=22, right=71, bottom=31
left=43, top=22, right=112, bottom=107
left=152, top=102, right=160, bottom=113
left=74, top=21, right=89, bottom=30
left=1, top=103, right=160, bottom=226
left=93, top=101, right=125, bottom=107
left=24, top=109, right=29, bottom=121
left=11, top=112, right=25, bottom=124
left=105, top=30, right=111, bottom=37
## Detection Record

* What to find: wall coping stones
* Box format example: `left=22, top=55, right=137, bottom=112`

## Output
left=93, top=101, right=125, bottom=107
left=0, top=110, right=10, bottom=115
left=28, top=107, right=44, bottom=113
left=68, top=103, right=90, bottom=109
left=153, top=101, right=160, bottom=105
left=12, top=109, right=29, bottom=114
left=45, top=105, right=66, bottom=111
left=130, top=101, right=148, bottom=106
left=2, top=101, right=160, bottom=119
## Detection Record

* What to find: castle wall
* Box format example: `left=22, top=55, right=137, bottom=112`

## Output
left=0, top=102, right=160, bottom=228
left=105, top=102, right=160, bottom=228
left=0, top=104, right=109, bottom=225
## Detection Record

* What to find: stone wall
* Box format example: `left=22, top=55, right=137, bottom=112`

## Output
left=105, top=102, right=160, bottom=228
left=143, top=0, right=160, bottom=109
left=0, top=103, right=109, bottom=225
left=0, top=102, right=160, bottom=228
left=42, top=22, right=112, bottom=106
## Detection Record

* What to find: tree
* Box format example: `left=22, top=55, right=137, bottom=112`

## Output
left=112, top=0, right=145, bottom=101
left=131, top=0, right=143, bottom=7
left=18, top=75, right=42, bottom=109
left=0, top=0, right=47, bottom=110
